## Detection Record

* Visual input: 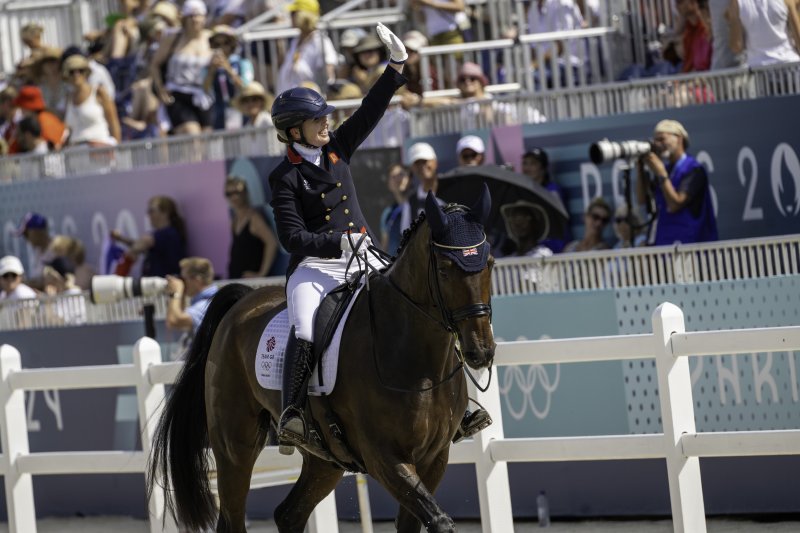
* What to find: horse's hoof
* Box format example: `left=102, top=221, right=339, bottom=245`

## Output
left=279, top=444, right=295, bottom=455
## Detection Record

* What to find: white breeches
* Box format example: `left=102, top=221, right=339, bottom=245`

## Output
left=286, top=252, right=384, bottom=342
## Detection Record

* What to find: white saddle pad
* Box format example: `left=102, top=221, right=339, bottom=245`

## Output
left=254, top=284, right=363, bottom=396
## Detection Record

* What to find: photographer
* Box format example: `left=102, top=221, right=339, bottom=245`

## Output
left=636, top=120, right=718, bottom=246
left=165, top=257, right=218, bottom=335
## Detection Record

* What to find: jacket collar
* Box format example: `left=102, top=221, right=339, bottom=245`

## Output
left=287, top=145, right=303, bottom=165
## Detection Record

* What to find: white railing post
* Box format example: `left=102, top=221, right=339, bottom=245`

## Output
left=307, top=491, right=338, bottom=533
left=133, top=338, right=178, bottom=533
left=470, top=367, right=514, bottom=533
left=0, top=345, right=37, bottom=533
left=651, top=303, right=707, bottom=533
left=355, top=473, right=373, bottom=533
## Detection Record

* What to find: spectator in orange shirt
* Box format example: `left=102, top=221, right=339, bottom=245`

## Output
left=678, top=0, right=713, bottom=72
left=10, top=86, right=66, bottom=152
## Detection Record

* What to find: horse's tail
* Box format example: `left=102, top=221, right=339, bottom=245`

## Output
left=146, top=282, right=254, bottom=531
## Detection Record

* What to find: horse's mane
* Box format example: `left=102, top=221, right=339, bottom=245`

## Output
left=395, top=203, right=469, bottom=258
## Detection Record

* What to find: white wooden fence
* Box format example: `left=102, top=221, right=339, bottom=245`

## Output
left=1, top=302, right=800, bottom=532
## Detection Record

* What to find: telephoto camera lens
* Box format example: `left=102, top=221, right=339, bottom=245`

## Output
left=589, top=139, right=654, bottom=165
left=90, top=275, right=168, bottom=304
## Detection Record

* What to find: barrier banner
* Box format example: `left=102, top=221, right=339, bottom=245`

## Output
left=0, top=162, right=230, bottom=278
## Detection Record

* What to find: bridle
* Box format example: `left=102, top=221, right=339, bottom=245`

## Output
left=429, top=236, right=492, bottom=328
left=353, top=233, right=494, bottom=394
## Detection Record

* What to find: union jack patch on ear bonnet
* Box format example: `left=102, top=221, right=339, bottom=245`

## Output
left=424, top=184, right=491, bottom=272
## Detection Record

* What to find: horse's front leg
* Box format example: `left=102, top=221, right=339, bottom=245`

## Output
left=274, top=452, right=344, bottom=533
left=370, top=456, right=454, bottom=533
left=393, top=448, right=451, bottom=533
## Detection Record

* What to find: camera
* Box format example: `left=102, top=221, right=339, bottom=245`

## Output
left=90, top=275, right=168, bottom=304
left=589, top=139, right=654, bottom=165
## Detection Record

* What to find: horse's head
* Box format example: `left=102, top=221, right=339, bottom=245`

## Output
left=424, top=185, right=496, bottom=370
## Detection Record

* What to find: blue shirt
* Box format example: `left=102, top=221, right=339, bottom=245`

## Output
left=186, top=285, right=219, bottom=332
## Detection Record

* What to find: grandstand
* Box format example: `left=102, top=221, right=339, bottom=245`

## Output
left=2, top=0, right=800, bottom=526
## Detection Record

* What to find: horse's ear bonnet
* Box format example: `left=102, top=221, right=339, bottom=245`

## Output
left=424, top=185, right=491, bottom=272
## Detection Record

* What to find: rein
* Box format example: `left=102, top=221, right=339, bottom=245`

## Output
left=350, top=235, right=493, bottom=394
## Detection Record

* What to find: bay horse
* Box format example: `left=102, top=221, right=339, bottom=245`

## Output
left=146, top=187, right=496, bottom=533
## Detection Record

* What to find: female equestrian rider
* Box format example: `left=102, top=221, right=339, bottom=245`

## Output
left=269, top=23, right=490, bottom=453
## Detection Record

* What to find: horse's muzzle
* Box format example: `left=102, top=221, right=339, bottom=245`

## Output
left=463, top=343, right=495, bottom=370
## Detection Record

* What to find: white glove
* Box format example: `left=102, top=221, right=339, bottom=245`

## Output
left=340, top=233, right=372, bottom=254
left=376, top=22, right=408, bottom=63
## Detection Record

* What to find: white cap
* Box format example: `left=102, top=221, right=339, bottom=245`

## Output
left=456, top=135, right=485, bottom=156
left=406, top=142, right=437, bottom=165
left=0, top=255, right=24, bottom=277
left=181, top=0, right=208, bottom=17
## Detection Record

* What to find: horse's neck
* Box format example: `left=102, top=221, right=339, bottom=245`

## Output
left=387, top=234, right=432, bottom=305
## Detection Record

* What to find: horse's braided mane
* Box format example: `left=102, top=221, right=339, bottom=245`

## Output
left=395, top=203, right=469, bottom=257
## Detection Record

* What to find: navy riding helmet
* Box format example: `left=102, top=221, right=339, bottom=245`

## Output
left=271, top=87, right=336, bottom=144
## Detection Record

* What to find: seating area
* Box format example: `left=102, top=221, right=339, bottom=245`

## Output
left=2, top=0, right=800, bottom=180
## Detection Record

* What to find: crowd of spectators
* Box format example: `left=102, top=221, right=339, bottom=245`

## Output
left=0, top=0, right=798, bottom=158
left=0, top=0, right=795, bottom=319
left=622, top=0, right=800, bottom=79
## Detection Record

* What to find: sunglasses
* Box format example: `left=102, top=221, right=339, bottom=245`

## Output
left=224, top=190, right=242, bottom=197
left=1, top=272, right=19, bottom=280
left=66, top=69, right=88, bottom=76
left=589, top=212, right=610, bottom=224
left=239, top=96, right=263, bottom=105
left=210, top=39, right=234, bottom=48
left=460, top=150, right=480, bottom=160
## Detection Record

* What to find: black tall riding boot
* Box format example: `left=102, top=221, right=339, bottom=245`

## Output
left=278, top=334, right=315, bottom=455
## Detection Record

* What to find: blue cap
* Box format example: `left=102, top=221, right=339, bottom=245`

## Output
left=17, top=212, right=48, bottom=235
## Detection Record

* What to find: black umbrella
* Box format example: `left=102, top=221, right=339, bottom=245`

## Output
left=437, top=165, right=569, bottom=241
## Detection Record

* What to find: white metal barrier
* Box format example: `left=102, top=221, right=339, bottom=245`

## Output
left=0, top=338, right=339, bottom=533
left=2, top=303, right=800, bottom=531
left=453, top=302, right=800, bottom=532
left=492, top=233, right=800, bottom=296
left=1, top=234, right=798, bottom=330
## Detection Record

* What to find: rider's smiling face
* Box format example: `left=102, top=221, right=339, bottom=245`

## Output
left=297, top=115, right=330, bottom=147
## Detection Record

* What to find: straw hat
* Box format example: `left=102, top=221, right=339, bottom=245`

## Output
left=501, top=200, right=550, bottom=244
left=328, top=82, right=363, bottom=101
left=211, top=24, right=238, bottom=44
left=353, top=33, right=383, bottom=55
left=234, top=82, right=270, bottom=109
left=33, top=46, right=62, bottom=64
left=150, top=1, right=179, bottom=25
left=61, top=54, right=90, bottom=77
left=403, top=30, right=428, bottom=52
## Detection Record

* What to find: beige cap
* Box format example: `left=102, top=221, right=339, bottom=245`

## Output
left=654, top=119, right=689, bottom=142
